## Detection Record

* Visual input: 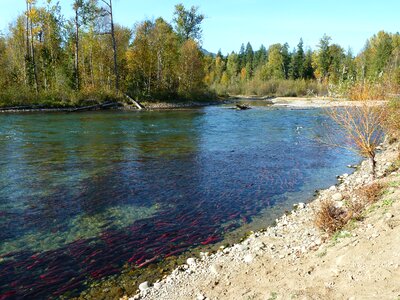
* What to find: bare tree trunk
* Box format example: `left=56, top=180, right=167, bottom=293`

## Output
left=369, top=155, right=376, bottom=181
left=74, top=8, right=80, bottom=90
left=109, top=0, right=119, bottom=91
left=28, top=2, right=39, bottom=93
left=25, top=0, right=30, bottom=86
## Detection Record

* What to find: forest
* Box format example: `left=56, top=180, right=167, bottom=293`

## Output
left=0, top=0, right=399, bottom=108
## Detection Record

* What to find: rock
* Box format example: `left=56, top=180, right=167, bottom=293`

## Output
left=196, top=294, right=205, bottom=300
left=153, top=282, right=162, bottom=289
left=243, top=254, right=253, bottom=263
left=236, top=244, right=246, bottom=252
left=335, top=201, right=344, bottom=208
left=329, top=185, right=337, bottom=192
left=332, top=193, right=343, bottom=201
left=210, top=264, right=222, bottom=275
left=385, top=213, right=394, bottom=219
left=138, top=282, right=149, bottom=292
left=187, top=258, right=196, bottom=266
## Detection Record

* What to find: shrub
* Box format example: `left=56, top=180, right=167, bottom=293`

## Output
left=347, top=81, right=387, bottom=101
left=314, top=200, right=351, bottom=234
left=384, top=98, right=400, bottom=139
left=356, top=182, right=385, bottom=204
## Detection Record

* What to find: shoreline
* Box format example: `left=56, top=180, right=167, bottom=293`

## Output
left=126, top=139, right=400, bottom=300
left=0, top=97, right=387, bottom=113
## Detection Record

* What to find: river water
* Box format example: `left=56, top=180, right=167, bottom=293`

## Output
left=0, top=103, right=359, bottom=299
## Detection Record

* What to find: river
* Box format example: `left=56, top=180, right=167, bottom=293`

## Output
left=0, top=103, right=359, bottom=299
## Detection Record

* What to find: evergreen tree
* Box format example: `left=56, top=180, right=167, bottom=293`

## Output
left=253, top=44, right=267, bottom=69
left=303, top=49, right=314, bottom=79
left=313, top=34, right=331, bottom=81
left=282, top=42, right=291, bottom=79
left=238, top=43, right=245, bottom=70
left=290, top=38, right=305, bottom=79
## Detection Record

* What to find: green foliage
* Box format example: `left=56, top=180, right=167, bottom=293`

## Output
left=262, top=44, right=286, bottom=80
left=382, top=199, right=394, bottom=207
left=173, top=3, right=204, bottom=43
left=290, top=38, right=305, bottom=80
left=0, top=2, right=400, bottom=106
left=331, top=230, right=351, bottom=243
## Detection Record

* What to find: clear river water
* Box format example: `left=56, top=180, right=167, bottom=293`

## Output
left=0, top=103, right=359, bottom=299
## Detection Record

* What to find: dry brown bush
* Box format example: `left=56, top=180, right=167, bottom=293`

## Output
left=314, top=200, right=351, bottom=234
left=384, top=98, right=400, bottom=140
left=356, top=182, right=385, bottom=204
left=347, top=81, right=387, bottom=101
left=347, top=200, right=365, bottom=220
left=325, top=102, right=386, bottom=179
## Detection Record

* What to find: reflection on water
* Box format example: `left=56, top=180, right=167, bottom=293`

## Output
left=0, top=104, right=359, bottom=298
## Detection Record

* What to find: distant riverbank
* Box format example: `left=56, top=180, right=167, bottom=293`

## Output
left=0, top=97, right=387, bottom=113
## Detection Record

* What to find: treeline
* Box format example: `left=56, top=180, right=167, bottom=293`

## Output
left=208, top=32, right=400, bottom=98
left=0, top=1, right=399, bottom=108
left=0, top=1, right=208, bottom=107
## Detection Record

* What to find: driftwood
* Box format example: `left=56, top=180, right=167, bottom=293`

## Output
left=68, top=101, right=120, bottom=112
left=235, top=104, right=251, bottom=110
left=124, top=94, right=144, bottom=110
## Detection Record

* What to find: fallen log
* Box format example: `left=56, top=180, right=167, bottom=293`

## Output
left=124, top=94, right=144, bottom=110
left=68, top=102, right=120, bottom=112
left=236, top=104, right=251, bottom=110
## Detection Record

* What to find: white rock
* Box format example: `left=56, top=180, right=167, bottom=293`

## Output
left=385, top=213, right=394, bottom=219
left=329, top=185, right=337, bottom=192
left=186, top=258, right=196, bottom=266
left=243, top=254, right=253, bottom=263
left=153, top=282, right=162, bottom=289
left=236, top=244, right=246, bottom=252
left=197, top=294, right=205, bottom=300
left=138, top=281, right=149, bottom=292
left=209, top=264, right=222, bottom=275
left=332, top=193, right=343, bottom=201
left=335, top=201, right=344, bottom=208
left=298, top=202, right=306, bottom=209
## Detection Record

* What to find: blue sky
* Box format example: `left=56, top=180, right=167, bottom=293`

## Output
left=0, top=0, right=399, bottom=55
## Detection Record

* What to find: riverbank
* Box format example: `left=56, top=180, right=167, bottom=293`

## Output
left=0, top=97, right=387, bottom=113
left=0, top=99, right=229, bottom=113
left=233, top=95, right=387, bottom=108
left=126, top=139, right=400, bottom=300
